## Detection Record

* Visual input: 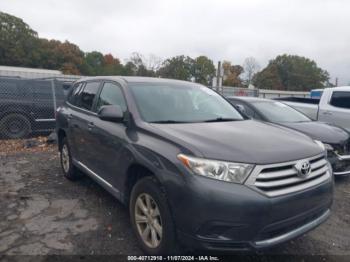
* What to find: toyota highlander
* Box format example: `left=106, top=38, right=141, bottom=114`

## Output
left=56, top=77, right=333, bottom=254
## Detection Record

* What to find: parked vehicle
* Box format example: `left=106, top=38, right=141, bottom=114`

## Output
left=310, top=89, right=324, bottom=99
left=275, top=86, right=350, bottom=131
left=0, top=77, right=72, bottom=138
left=56, top=77, right=333, bottom=254
left=227, top=97, right=350, bottom=176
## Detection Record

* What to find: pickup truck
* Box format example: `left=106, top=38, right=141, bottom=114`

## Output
left=275, top=86, right=350, bottom=132
left=0, top=77, right=72, bottom=138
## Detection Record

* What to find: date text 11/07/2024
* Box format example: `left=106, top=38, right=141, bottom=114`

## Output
left=127, top=256, right=219, bottom=261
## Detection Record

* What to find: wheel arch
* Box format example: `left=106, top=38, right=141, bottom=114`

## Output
left=124, top=163, right=162, bottom=206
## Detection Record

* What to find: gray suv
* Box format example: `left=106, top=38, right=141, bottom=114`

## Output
left=56, top=77, right=333, bottom=254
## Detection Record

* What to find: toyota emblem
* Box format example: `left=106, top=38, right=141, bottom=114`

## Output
left=295, top=161, right=311, bottom=178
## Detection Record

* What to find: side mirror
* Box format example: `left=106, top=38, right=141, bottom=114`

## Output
left=98, top=105, right=124, bottom=123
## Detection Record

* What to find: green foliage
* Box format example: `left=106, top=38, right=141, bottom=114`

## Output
left=193, top=56, right=216, bottom=85
left=80, top=51, right=104, bottom=75
left=80, top=52, right=123, bottom=76
left=157, top=55, right=215, bottom=85
left=0, top=12, right=39, bottom=66
left=157, top=55, right=194, bottom=81
left=123, top=61, right=137, bottom=76
left=254, top=54, right=329, bottom=91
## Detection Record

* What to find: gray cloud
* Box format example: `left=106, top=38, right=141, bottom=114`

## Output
left=1, top=0, right=349, bottom=85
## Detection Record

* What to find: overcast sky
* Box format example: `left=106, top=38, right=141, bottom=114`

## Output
left=1, top=0, right=349, bottom=85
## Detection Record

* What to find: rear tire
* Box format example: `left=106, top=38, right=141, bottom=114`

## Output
left=130, top=177, right=180, bottom=255
left=60, top=137, right=82, bottom=180
left=0, top=113, right=31, bottom=139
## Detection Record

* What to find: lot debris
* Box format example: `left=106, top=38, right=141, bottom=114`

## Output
left=0, top=136, right=56, bottom=156
left=46, top=132, right=58, bottom=144
left=23, top=139, right=40, bottom=148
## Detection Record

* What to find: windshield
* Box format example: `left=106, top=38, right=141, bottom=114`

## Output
left=252, top=101, right=311, bottom=123
left=129, top=82, right=244, bottom=123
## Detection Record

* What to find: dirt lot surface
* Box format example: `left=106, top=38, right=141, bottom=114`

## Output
left=1, top=140, right=350, bottom=261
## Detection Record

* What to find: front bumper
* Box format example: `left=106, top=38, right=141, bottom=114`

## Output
left=178, top=209, right=331, bottom=251
left=164, top=169, right=333, bottom=252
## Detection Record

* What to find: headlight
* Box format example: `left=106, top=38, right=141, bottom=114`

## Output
left=314, top=140, right=326, bottom=151
left=314, top=140, right=328, bottom=157
left=177, top=154, right=254, bottom=184
left=324, top=143, right=334, bottom=151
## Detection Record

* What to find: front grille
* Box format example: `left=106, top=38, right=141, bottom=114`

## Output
left=245, top=154, right=331, bottom=197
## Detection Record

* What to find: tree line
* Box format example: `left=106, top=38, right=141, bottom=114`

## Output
left=0, top=11, right=331, bottom=91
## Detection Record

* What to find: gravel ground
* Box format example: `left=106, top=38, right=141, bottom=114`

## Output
left=0, top=144, right=350, bottom=261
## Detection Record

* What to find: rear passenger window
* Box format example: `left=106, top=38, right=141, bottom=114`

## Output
left=96, top=82, right=127, bottom=112
left=78, top=82, right=100, bottom=111
left=330, top=92, right=350, bottom=109
left=68, top=83, right=84, bottom=106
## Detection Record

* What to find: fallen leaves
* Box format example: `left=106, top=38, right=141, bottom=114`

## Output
left=0, top=136, right=56, bottom=156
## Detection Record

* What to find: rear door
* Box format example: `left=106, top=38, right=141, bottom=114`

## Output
left=68, top=81, right=101, bottom=164
left=319, top=91, right=350, bottom=131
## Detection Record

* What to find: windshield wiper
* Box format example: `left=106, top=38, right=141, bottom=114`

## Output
left=150, top=120, right=189, bottom=124
left=203, top=117, right=241, bottom=123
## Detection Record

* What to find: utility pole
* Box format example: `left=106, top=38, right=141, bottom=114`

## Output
left=335, top=77, right=338, bottom=87
left=215, top=61, right=223, bottom=93
left=216, top=61, right=221, bottom=88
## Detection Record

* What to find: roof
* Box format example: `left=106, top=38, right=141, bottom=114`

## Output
left=76, top=76, right=202, bottom=86
left=326, top=86, right=350, bottom=92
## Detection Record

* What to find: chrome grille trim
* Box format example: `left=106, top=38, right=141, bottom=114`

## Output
left=245, top=153, right=331, bottom=197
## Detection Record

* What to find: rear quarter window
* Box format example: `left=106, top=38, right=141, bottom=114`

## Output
left=68, top=82, right=84, bottom=106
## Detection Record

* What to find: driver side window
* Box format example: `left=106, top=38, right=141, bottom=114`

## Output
left=96, top=82, right=127, bottom=112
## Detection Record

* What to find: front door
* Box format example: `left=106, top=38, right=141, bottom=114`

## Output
left=319, top=91, right=350, bottom=132
left=87, top=81, right=129, bottom=189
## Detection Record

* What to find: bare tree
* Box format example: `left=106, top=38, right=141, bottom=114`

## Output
left=128, top=52, right=163, bottom=73
left=146, top=54, right=163, bottom=72
left=243, top=57, right=260, bottom=86
left=129, top=52, right=145, bottom=67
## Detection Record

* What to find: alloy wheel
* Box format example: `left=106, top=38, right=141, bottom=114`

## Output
left=61, top=144, right=70, bottom=173
left=134, top=193, right=163, bottom=248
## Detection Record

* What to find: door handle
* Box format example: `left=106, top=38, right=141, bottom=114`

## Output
left=67, top=114, right=73, bottom=120
left=323, top=111, right=332, bottom=116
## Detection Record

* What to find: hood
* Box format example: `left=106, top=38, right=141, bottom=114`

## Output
left=149, top=120, right=323, bottom=165
left=279, top=121, right=349, bottom=145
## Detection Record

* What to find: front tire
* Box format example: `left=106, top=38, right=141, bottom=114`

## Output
left=130, top=177, right=179, bottom=255
left=60, top=137, right=82, bottom=180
